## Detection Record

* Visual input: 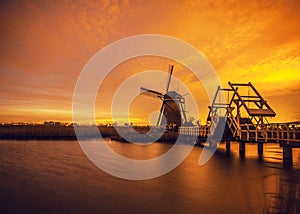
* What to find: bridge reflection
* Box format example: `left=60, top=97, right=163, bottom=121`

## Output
left=263, top=169, right=300, bottom=213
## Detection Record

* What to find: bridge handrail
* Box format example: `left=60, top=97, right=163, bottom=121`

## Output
left=225, top=107, right=241, bottom=138
left=179, top=121, right=300, bottom=144
left=178, top=126, right=209, bottom=137
left=239, top=124, right=300, bottom=143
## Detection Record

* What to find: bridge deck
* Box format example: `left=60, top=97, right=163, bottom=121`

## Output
left=179, top=122, right=300, bottom=147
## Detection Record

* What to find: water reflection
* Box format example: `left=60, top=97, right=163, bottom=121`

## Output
left=217, top=142, right=300, bottom=213
left=263, top=170, right=300, bottom=213
left=0, top=140, right=299, bottom=213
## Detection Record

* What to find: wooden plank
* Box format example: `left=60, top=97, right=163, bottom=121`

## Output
left=240, top=95, right=260, bottom=98
left=229, top=83, right=251, bottom=87
left=248, top=108, right=276, bottom=116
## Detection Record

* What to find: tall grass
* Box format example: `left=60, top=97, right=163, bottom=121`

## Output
left=0, top=123, right=177, bottom=142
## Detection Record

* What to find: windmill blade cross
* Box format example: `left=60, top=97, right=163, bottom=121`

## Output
left=165, top=64, right=174, bottom=93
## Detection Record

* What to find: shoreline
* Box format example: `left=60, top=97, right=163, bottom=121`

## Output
left=0, top=124, right=179, bottom=143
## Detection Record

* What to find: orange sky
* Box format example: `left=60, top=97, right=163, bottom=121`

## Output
left=0, top=0, right=299, bottom=125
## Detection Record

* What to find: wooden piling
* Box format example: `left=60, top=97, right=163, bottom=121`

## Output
left=257, top=142, right=263, bottom=155
left=239, top=141, right=245, bottom=156
left=226, top=140, right=231, bottom=150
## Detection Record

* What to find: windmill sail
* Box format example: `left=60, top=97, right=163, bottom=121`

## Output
left=140, top=87, right=164, bottom=100
left=157, top=101, right=165, bottom=127
left=140, top=64, right=188, bottom=128
left=165, top=64, right=174, bottom=93
left=157, top=64, right=174, bottom=127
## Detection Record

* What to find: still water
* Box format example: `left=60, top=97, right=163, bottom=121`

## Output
left=0, top=139, right=299, bottom=214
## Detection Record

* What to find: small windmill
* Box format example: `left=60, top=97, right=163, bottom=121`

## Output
left=140, top=65, right=188, bottom=128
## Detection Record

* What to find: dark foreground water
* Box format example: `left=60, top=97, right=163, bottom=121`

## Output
left=0, top=140, right=299, bottom=214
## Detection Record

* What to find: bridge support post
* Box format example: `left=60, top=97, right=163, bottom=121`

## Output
left=257, top=142, right=263, bottom=155
left=239, top=141, right=245, bottom=156
left=283, top=144, right=293, bottom=167
left=226, top=140, right=230, bottom=150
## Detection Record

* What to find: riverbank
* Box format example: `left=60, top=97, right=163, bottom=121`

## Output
left=0, top=124, right=178, bottom=142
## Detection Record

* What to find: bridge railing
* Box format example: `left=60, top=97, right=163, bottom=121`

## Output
left=240, top=122, right=300, bottom=144
left=179, top=122, right=300, bottom=146
left=178, top=126, right=209, bottom=137
left=225, top=107, right=241, bottom=139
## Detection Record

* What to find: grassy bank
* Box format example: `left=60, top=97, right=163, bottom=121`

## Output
left=0, top=124, right=178, bottom=142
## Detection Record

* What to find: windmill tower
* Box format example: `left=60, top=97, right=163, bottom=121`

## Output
left=140, top=65, right=188, bottom=128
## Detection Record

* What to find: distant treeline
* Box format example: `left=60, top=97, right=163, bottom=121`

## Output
left=0, top=123, right=178, bottom=142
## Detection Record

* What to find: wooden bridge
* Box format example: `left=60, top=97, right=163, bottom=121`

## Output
left=179, top=82, right=300, bottom=166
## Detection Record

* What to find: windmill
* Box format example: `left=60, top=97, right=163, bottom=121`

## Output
left=140, top=65, right=188, bottom=128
